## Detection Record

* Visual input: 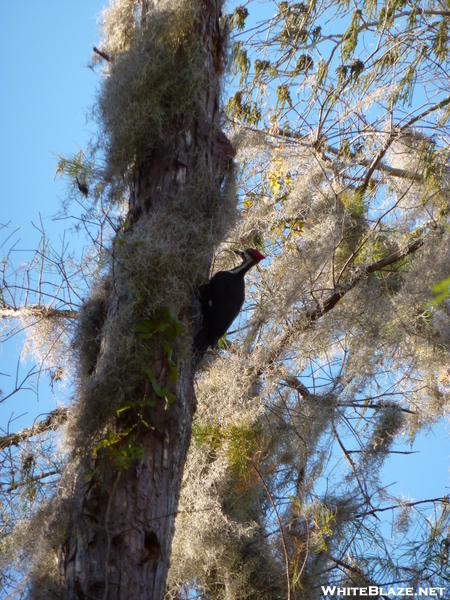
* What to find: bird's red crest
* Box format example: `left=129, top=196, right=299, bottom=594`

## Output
left=248, top=248, right=265, bottom=263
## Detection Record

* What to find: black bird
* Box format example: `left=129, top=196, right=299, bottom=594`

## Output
left=193, top=248, right=265, bottom=366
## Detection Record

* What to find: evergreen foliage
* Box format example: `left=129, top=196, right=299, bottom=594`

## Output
left=1, top=0, right=450, bottom=597
left=167, top=0, right=450, bottom=596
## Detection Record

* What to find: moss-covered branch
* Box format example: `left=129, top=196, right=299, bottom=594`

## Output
left=0, top=408, right=68, bottom=451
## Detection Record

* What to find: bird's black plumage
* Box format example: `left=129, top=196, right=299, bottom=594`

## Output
left=193, top=249, right=265, bottom=366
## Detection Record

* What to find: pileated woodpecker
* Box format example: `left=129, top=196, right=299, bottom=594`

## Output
left=193, top=248, right=265, bottom=366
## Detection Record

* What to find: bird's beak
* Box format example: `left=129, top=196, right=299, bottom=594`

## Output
left=233, top=250, right=245, bottom=261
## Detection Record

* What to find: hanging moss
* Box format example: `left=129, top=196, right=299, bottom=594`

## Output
left=96, top=2, right=206, bottom=178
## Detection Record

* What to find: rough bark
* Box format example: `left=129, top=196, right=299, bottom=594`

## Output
left=59, top=365, right=195, bottom=600
left=57, top=1, right=232, bottom=598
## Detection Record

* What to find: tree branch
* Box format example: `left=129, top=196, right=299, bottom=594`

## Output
left=283, top=375, right=312, bottom=397
left=249, top=458, right=292, bottom=600
left=308, top=236, right=424, bottom=322
left=355, top=496, right=449, bottom=519
left=261, top=235, right=427, bottom=379
left=0, top=408, right=68, bottom=451
left=4, top=470, right=60, bottom=493
left=93, top=46, right=111, bottom=62
left=0, top=306, right=78, bottom=320
left=359, top=95, right=450, bottom=193
left=231, top=121, right=426, bottom=183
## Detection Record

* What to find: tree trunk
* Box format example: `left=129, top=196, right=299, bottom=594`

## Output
left=57, top=1, right=233, bottom=598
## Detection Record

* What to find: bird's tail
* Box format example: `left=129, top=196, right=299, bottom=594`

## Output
left=193, top=328, right=211, bottom=368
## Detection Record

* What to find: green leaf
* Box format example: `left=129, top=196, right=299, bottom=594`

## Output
left=432, top=277, right=450, bottom=294
left=132, top=320, right=154, bottom=336
left=141, top=367, right=160, bottom=391
left=141, top=367, right=175, bottom=403
left=160, top=307, right=182, bottom=340
left=133, top=318, right=172, bottom=338
left=83, top=467, right=99, bottom=483
left=92, top=430, right=121, bottom=456
left=161, top=340, right=174, bottom=363
left=167, top=362, right=178, bottom=385
left=133, top=310, right=182, bottom=341
left=54, top=150, right=89, bottom=181
left=165, top=390, right=176, bottom=403
left=121, top=438, right=145, bottom=459
left=428, top=291, right=450, bottom=307
left=427, top=276, right=450, bottom=307
left=218, top=334, right=228, bottom=349
left=116, top=400, right=138, bottom=414
left=164, top=390, right=176, bottom=410
left=162, top=340, right=178, bottom=384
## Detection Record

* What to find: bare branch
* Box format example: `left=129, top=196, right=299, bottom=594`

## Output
left=355, top=497, right=450, bottom=520
left=0, top=408, right=68, bottom=451
left=249, top=458, right=292, bottom=600
left=0, top=306, right=78, bottom=320
left=359, top=95, right=450, bottom=193
left=4, top=470, right=60, bottom=493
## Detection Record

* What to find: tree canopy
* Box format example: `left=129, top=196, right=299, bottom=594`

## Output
left=1, top=0, right=450, bottom=597
left=168, top=0, right=450, bottom=595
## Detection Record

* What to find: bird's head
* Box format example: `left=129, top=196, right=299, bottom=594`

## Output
left=234, top=248, right=266, bottom=265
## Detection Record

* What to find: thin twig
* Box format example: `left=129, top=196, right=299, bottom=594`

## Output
left=5, top=470, right=60, bottom=493
left=355, top=496, right=449, bottom=519
left=249, top=458, right=291, bottom=600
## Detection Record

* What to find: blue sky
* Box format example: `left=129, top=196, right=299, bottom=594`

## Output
left=0, top=2, right=104, bottom=241
left=0, top=3, right=105, bottom=424
left=0, top=0, right=448, bottom=539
